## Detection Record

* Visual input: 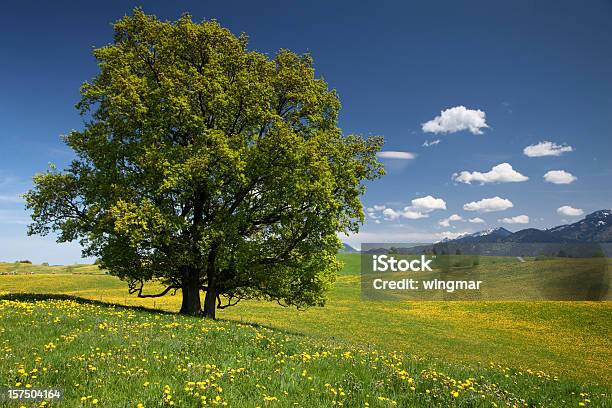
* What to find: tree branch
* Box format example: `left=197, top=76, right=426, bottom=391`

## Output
left=128, top=280, right=179, bottom=298
left=216, top=294, right=242, bottom=309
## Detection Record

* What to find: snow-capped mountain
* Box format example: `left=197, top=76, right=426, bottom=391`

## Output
left=548, top=210, right=612, bottom=242
left=443, top=210, right=612, bottom=244
left=451, top=227, right=513, bottom=243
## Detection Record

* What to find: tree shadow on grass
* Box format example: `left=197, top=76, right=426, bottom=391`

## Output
left=0, top=292, right=176, bottom=315
left=0, top=292, right=309, bottom=338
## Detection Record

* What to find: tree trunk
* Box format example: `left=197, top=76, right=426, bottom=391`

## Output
left=202, top=244, right=219, bottom=319
left=203, top=273, right=217, bottom=319
left=179, top=269, right=202, bottom=315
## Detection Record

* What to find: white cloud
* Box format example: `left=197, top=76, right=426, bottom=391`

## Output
left=401, top=210, right=428, bottom=219
left=543, top=170, right=577, bottom=184
left=368, top=205, right=426, bottom=221
left=401, top=195, right=447, bottom=219
left=411, top=195, right=447, bottom=212
left=422, top=106, right=489, bottom=135
left=367, top=205, right=388, bottom=219
left=438, top=219, right=451, bottom=227
left=377, top=151, right=417, bottom=160
left=382, top=208, right=400, bottom=221
left=453, top=163, right=528, bottom=184
left=557, top=206, right=584, bottom=217
left=422, top=139, right=441, bottom=147
left=468, top=217, right=485, bottom=223
left=367, top=196, right=446, bottom=222
left=439, top=214, right=463, bottom=227
left=498, top=215, right=529, bottom=224
left=463, top=196, right=513, bottom=213
left=400, top=208, right=429, bottom=219
left=523, top=141, right=574, bottom=157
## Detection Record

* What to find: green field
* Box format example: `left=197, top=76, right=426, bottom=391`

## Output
left=0, top=255, right=610, bottom=406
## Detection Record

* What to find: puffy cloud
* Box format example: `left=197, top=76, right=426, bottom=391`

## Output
left=411, top=195, right=447, bottom=212
left=401, top=195, right=447, bottom=219
left=523, top=141, right=573, bottom=157
left=438, top=219, right=451, bottom=227
left=383, top=208, right=400, bottom=221
left=543, top=170, right=577, bottom=184
left=401, top=208, right=429, bottom=219
left=439, top=214, right=463, bottom=227
left=468, top=217, right=485, bottom=223
left=368, top=205, right=426, bottom=221
left=453, top=163, right=528, bottom=185
left=367, top=196, right=446, bottom=222
left=422, top=139, right=441, bottom=147
left=422, top=106, right=489, bottom=135
left=367, top=205, right=388, bottom=219
left=463, top=196, right=514, bottom=212
left=557, top=206, right=584, bottom=217
left=377, top=151, right=417, bottom=160
left=498, top=215, right=529, bottom=224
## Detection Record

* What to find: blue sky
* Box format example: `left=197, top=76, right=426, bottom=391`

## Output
left=1, top=0, right=611, bottom=262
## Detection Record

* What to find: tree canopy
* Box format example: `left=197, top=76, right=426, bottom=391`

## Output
left=25, top=9, right=383, bottom=318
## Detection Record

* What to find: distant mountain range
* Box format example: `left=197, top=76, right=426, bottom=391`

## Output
left=443, top=210, right=612, bottom=244
left=346, top=210, right=612, bottom=257
left=439, top=227, right=513, bottom=243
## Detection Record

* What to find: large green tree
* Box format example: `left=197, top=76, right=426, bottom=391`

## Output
left=25, top=9, right=383, bottom=318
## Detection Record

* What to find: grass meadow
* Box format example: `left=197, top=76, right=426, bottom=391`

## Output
left=0, top=254, right=610, bottom=407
